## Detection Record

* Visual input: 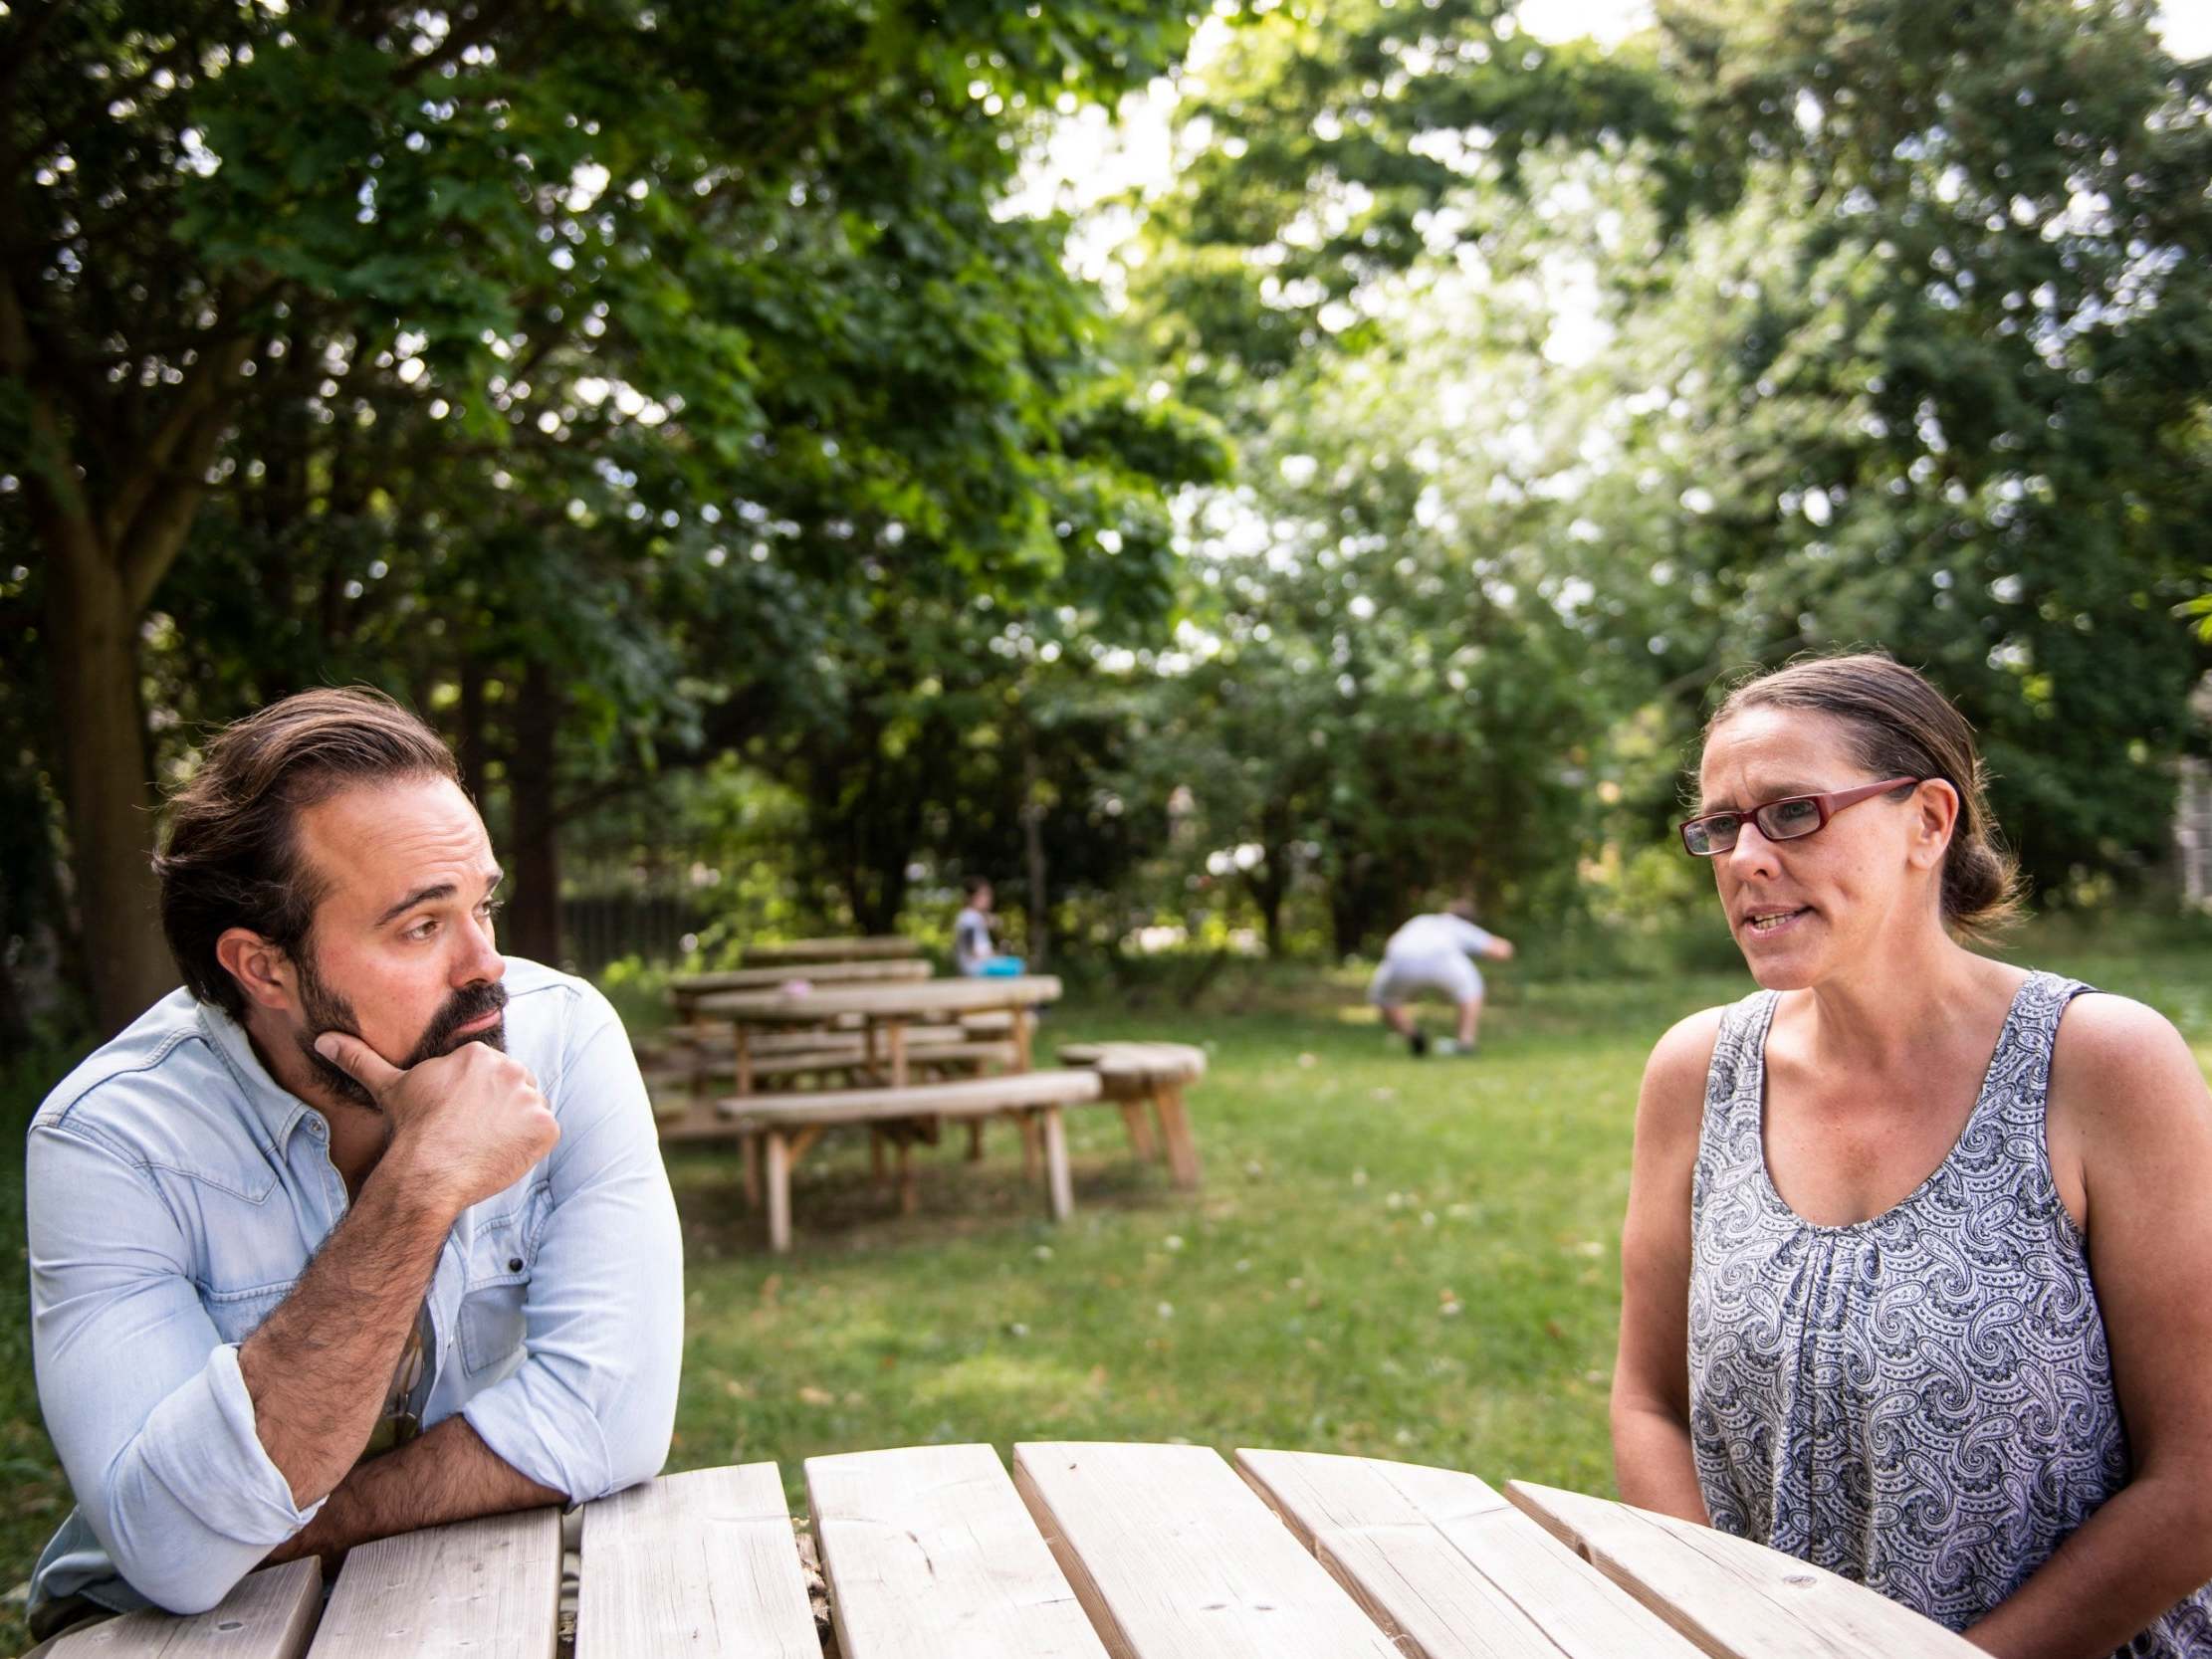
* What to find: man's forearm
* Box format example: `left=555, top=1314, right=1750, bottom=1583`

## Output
left=238, top=1169, right=454, bottom=1508
left=266, top=1414, right=564, bottom=1570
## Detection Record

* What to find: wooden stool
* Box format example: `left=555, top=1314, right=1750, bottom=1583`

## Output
left=1057, top=1041, right=1206, bottom=1189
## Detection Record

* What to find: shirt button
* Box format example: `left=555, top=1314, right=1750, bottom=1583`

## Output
left=508, top=1257, right=524, bottom=1273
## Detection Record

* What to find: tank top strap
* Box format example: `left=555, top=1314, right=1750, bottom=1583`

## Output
left=1976, top=969, right=2095, bottom=1139
left=1692, top=988, right=1780, bottom=1214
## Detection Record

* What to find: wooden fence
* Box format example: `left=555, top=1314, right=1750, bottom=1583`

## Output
left=557, top=892, right=708, bottom=974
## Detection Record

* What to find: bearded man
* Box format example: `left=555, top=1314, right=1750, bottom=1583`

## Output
left=23, top=688, right=682, bottom=1634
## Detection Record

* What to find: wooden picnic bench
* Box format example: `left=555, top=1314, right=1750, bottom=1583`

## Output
left=719, top=1068, right=1104, bottom=1251
left=647, top=1037, right=1016, bottom=1111
left=71, top=1442, right=1976, bottom=1658
left=1059, top=1040, right=1206, bottom=1189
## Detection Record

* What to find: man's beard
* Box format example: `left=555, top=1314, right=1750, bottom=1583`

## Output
left=294, top=949, right=509, bottom=1110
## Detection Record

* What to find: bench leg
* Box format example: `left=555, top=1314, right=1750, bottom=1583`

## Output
left=1019, top=1112, right=1042, bottom=1181
left=1119, top=1101, right=1159, bottom=1161
left=1040, top=1106, right=1073, bottom=1222
left=1157, top=1085, right=1203, bottom=1190
left=765, top=1131, right=793, bottom=1253
left=967, top=1120, right=986, bottom=1162
left=742, top=1133, right=762, bottom=1209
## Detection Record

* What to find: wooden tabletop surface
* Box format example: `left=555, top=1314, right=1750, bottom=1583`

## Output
left=741, top=936, right=924, bottom=965
left=671, top=959, right=933, bottom=997
left=70, top=1443, right=1976, bottom=1658
left=696, top=974, right=1062, bottom=1023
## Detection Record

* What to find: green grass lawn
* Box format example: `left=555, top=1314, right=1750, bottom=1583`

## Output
left=4, top=917, right=2210, bottom=1648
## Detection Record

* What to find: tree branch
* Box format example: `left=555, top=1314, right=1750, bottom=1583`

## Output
left=116, top=331, right=256, bottom=610
left=100, top=282, right=269, bottom=557
left=390, top=0, right=528, bottom=89
left=0, top=259, right=105, bottom=582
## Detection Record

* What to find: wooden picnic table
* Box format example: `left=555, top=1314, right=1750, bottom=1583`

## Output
left=705, top=974, right=1061, bottom=1093
left=667, top=957, right=930, bottom=1023
left=742, top=934, right=922, bottom=966
left=78, top=1441, right=1976, bottom=1658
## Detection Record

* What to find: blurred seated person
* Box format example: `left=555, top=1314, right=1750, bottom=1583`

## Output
left=24, top=689, right=681, bottom=1636
left=953, top=877, right=1022, bottom=976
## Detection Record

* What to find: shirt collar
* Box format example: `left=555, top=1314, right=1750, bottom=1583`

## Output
left=194, top=998, right=329, bottom=1152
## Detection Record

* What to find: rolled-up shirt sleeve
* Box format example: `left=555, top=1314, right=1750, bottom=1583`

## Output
left=463, top=985, right=682, bottom=1502
left=27, top=1122, right=322, bottom=1614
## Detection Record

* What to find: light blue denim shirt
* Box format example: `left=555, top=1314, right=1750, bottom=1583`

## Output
left=25, top=958, right=683, bottom=1617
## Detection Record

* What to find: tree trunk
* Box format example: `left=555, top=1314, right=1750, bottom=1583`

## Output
left=0, top=883, right=29, bottom=1052
left=1250, top=878, right=1285, bottom=958
left=46, top=540, right=178, bottom=1032
left=4, top=271, right=252, bottom=1033
left=506, top=658, right=562, bottom=965
left=1328, top=853, right=1374, bottom=960
left=849, top=853, right=909, bottom=936
left=1021, top=736, right=1049, bottom=969
left=457, top=658, right=491, bottom=809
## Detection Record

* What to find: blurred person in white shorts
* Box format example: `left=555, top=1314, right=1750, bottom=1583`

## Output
left=1368, top=900, right=1516, bottom=1057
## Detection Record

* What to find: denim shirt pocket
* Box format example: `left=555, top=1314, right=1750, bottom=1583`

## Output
left=457, top=1181, right=551, bottom=1380
left=201, top=1277, right=299, bottom=1346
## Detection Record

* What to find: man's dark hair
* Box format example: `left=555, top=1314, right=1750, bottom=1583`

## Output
left=156, top=688, right=461, bottom=1018
left=963, top=876, right=992, bottom=900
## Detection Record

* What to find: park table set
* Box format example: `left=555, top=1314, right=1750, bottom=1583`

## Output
left=651, top=949, right=1094, bottom=1250
left=696, top=973, right=1061, bottom=1093
left=49, top=1440, right=1972, bottom=1657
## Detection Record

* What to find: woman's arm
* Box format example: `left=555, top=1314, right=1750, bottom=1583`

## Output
left=1609, top=1006, right=1724, bottom=1523
left=1961, top=994, right=2212, bottom=1658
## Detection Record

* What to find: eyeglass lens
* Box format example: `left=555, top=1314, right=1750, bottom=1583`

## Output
left=1688, top=797, right=1824, bottom=854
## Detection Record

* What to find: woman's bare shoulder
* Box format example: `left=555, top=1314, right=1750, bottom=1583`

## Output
left=1638, top=1003, right=1732, bottom=1135
left=2052, top=991, right=2207, bottom=1135
left=1648, top=1003, right=1730, bottom=1083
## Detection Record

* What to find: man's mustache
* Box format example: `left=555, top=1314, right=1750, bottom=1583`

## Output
left=402, top=980, right=511, bottom=1067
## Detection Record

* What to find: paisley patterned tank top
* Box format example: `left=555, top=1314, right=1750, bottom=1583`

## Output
left=1688, top=971, right=2212, bottom=1654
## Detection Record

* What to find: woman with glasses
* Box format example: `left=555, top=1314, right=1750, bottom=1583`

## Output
left=1610, top=653, right=2212, bottom=1657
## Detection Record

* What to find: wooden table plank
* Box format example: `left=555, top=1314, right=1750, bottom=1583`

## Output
left=807, top=1443, right=1110, bottom=1659
left=702, top=976, right=1061, bottom=1022
left=1504, top=1482, right=1983, bottom=1658
left=1237, top=1449, right=1705, bottom=1659
left=676, top=958, right=931, bottom=997
left=1012, top=1441, right=1404, bottom=1659
left=307, top=1508, right=561, bottom=1659
left=575, top=1464, right=817, bottom=1659
left=50, top=1560, right=322, bottom=1659
left=743, top=936, right=923, bottom=965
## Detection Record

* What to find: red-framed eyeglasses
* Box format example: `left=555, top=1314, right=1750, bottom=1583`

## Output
left=1678, top=777, right=1920, bottom=857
